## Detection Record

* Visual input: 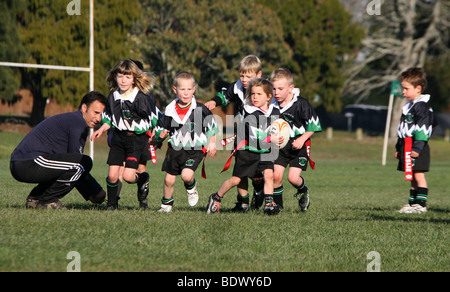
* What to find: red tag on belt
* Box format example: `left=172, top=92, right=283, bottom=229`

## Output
left=221, top=140, right=248, bottom=174
left=404, top=137, right=413, bottom=181
left=305, top=139, right=316, bottom=170
left=201, top=147, right=207, bottom=179
left=150, top=145, right=157, bottom=165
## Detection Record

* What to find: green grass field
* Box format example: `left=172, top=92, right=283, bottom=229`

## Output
left=0, top=130, right=448, bottom=272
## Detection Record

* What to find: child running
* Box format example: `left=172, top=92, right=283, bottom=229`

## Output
left=156, top=71, right=218, bottom=213
left=206, top=78, right=284, bottom=215
left=92, top=59, right=162, bottom=210
left=271, top=68, right=322, bottom=211
left=396, top=68, right=435, bottom=214
left=205, top=55, right=265, bottom=212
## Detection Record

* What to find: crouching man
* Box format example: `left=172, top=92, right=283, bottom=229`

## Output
left=10, top=91, right=107, bottom=209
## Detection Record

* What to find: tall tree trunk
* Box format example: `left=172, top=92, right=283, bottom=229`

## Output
left=20, top=68, right=46, bottom=126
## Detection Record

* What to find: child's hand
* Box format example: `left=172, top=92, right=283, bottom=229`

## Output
left=207, top=142, right=217, bottom=157
left=159, top=130, right=170, bottom=139
left=268, top=135, right=284, bottom=148
left=205, top=101, right=216, bottom=111
left=91, top=129, right=103, bottom=141
left=411, top=151, right=420, bottom=158
left=292, top=136, right=305, bottom=149
left=91, top=123, right=110, bottom=141
left=395, top=152, right=399, bottom=159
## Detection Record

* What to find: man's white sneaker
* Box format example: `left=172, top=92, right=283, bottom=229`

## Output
left=158, top=204, right=173, bottom=213
left=186, top=186, right=199, bottom=207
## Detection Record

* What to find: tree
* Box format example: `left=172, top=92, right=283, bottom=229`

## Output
left=342, top=0, right=449, bottom=139
left=343, top=0, right=449, bottom=104
left=133, top=0, right=292, bottom=107
left=0, top=0, right=26, bottom=101
left=15, top=0, right=141, bottom=125
left=259, top=0, right=365, bottom=112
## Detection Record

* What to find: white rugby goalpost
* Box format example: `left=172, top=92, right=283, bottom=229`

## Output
left=0, top=0, right=96, bottom=159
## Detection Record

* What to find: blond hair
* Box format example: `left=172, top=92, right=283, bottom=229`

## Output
left=106, top=59, right=155, bottom=94
left=239, top=55, right=262, bottom=74
left=173, top=71, right=196, bottom=88
left=270, top=68, right=294, bottom=86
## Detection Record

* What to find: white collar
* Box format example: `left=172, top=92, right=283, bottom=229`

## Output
left=244, top=102, right=276, bottom=117
left=402, top=95, right=431, bottom=115
left=276, top=88, right=300, bottom=113
left=113, top=87, right=139, bottom=103
left=233, top=80, right=245, bottom=102
left=165, top=96, right=197, bottom=124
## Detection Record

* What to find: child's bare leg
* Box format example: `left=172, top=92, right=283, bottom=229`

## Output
left=218, top=176, right=242, bottom=197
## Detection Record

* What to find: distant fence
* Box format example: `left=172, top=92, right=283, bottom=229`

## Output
left=316, top=104, right=450, bottom=137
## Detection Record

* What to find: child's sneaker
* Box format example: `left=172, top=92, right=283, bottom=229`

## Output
left=231, top=202, right=249, bottom=213
left=158, top=204, right=173, bottom=213
left=263, top=202, right=281, bottom=215
left=206, top=193, right=221, bottom=214
left=398, top=204, right=427, bottom=214
left=186, top=185, right=199, bottom=207
left=263, top=196, right=280, bottom=215
left=410, top=204, right=427, bottom=214
left=137, top=172, right=150, bottom=209
left=295, top=187, right=310, bottom=212
left=250, top=190, right=264, bottom=210
left=398, top=204, right=414, bottom=213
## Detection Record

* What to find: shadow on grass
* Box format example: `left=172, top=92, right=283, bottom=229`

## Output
left=327, top=205, right=450, bottom=224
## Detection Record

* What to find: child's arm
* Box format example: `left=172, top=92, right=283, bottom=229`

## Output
left=203, top=106, right=219, bottom=156
left=154, top=113, right=171, bottom=144
left=91, top=123, right=111, bottom=141
left=292, top=131, right=314, bottom=150
left=411, top=103, right=433, bottom=158
left=205, top=84, right=235, bottom=111
left=207, top=135, right=217, bottom=157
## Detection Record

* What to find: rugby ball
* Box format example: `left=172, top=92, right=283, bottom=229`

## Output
left=269, top=119, right=290, bottom=149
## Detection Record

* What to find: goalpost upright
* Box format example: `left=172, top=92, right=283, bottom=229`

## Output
left=0, top=0, right=96, bottom=158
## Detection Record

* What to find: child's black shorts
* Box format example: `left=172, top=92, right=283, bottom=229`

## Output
left=397, top=142, right=430, bottom=172
left=162, top=146, right=205, bottom=175
left=232, top=150, right=274, bottom=178
left=274, top=138, right=309, bottom=170
left=107, top=130, right=148, bottom=169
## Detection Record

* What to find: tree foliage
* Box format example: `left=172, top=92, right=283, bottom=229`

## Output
left=343, top=0, right=449, bottom=107
left=4, top=0, right=368, bottom=123
left=133, top=0, right=292, bottom=107
left=14, top=0, right=141, bottom=125
left=259, top=0, right=365, bottom=112
left=0, top=0, right=26, bottom=101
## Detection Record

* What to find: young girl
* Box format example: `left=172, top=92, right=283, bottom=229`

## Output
left=206, top=78, right=283, bottom=215
left=92, top=59, right=162, bottom=210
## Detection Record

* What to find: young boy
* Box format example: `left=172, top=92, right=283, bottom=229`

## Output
left=204, top=55, right=264, bottom=212
left=396, top=68, right=434, bottom=214
left=271, top=68, right=322, bottom=211
left=206, top=78, right=284, bottom=215
left=156, top=71, right=218, bottom=213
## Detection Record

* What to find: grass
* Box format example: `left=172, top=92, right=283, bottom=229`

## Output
left=0, top=129, right=448, bottom=272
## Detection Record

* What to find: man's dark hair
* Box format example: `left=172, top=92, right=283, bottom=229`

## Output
left=79, top=91, right=107, bottom=110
